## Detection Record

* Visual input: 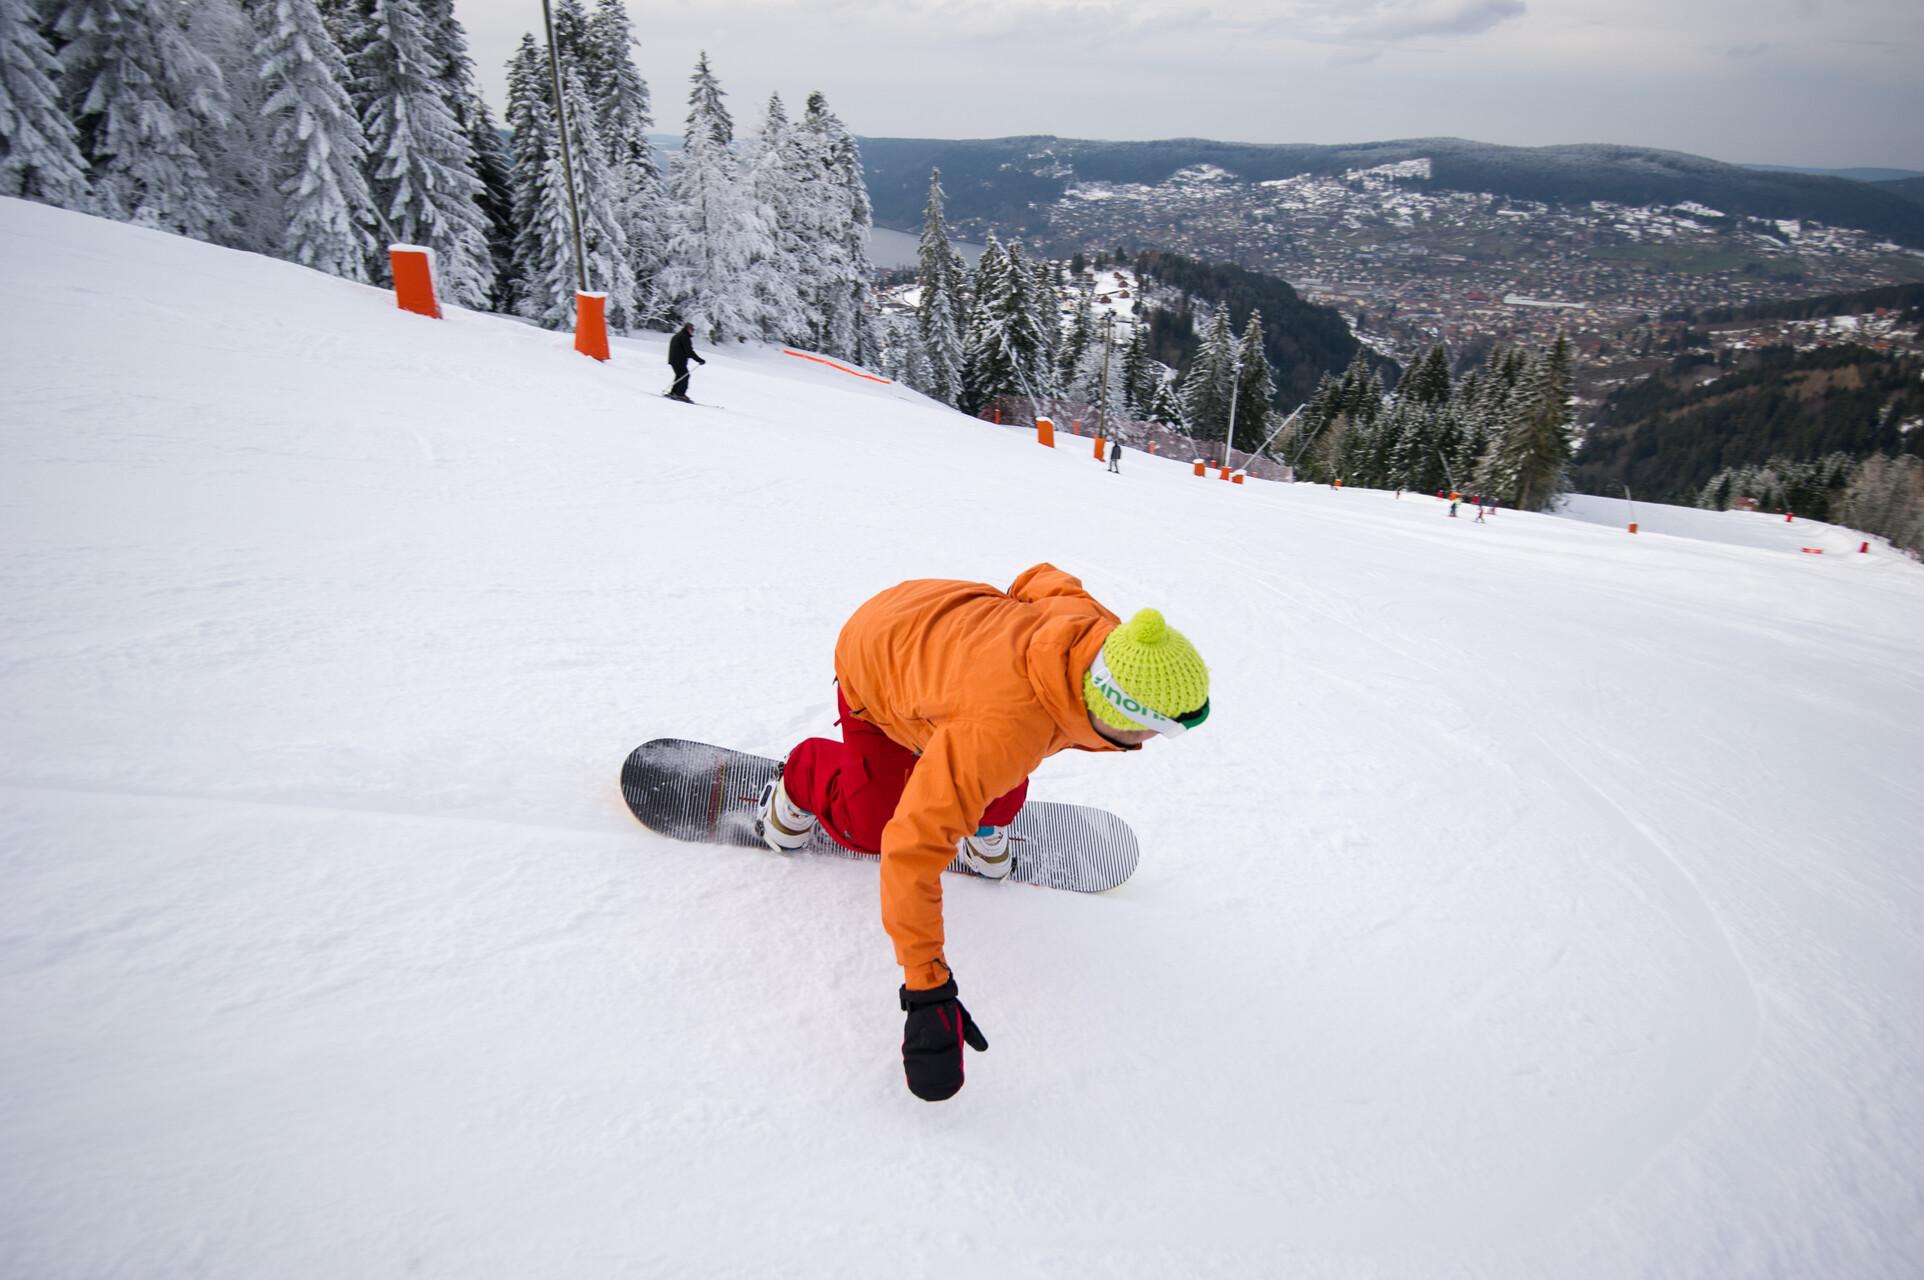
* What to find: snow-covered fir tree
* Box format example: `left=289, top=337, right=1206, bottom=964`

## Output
left=658, top=52, right=766, bottom=341
left=959, top=232, right=1014, bottom=413
left=1119, top=322, right=1156, bottom=418
left=525, top=60, right=635, bottom=330
left=502, top=34, right=551, bottom=318
left=417, top=0, right=514, bottom=307
left=963, top=236, right=1052, bottom=408
left=1491, top=338, right=1576, bottom=510
left=1147, top=373, right=1185, bottom=429
left=1180, top=302, right=1238, bottom=445
left=184, top=0, right=278, bottom=252
left=54, top=0, right=229, bottom=239
left=253, top=0, right=378, bottom=281
left=742, top=93, right=810, bottom=344
left=1028, top=257, right=1061, bottom=396
left=582, top=0, right=663, bottom=323
left=1230, top=308, right=1276, bottom=451
left=345, top=0, right=494, bottom=305
left=797, top=92, right=873, bottom=361
left=0, top=0, right=90, bottom=208
left=1057, top=289, right=1095, bottom=391
left=913, top=167, right=967, bottom=406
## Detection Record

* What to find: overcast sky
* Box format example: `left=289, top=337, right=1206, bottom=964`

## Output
left=455, top=0, right=1924, bottom=171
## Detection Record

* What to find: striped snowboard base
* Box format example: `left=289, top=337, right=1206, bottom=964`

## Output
left=620, top=738, right=1139, bottom=893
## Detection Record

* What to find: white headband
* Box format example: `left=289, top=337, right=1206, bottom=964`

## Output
left=1087, top=650, right=1193, bottom=737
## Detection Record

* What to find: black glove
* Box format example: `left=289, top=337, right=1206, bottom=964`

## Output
left=695, top=355, right=707, bottom=365
left=899, top=977, right=988, bottom=1101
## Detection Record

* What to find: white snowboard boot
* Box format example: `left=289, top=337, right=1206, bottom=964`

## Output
left=958, top=825, right=1013, bottom=880
left=754, top=768, right=816, bottom=853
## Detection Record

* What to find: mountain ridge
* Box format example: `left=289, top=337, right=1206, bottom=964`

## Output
left=856, top=135, right=1924, bottom=250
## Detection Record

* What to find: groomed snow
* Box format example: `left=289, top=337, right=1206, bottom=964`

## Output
left=3, top=196, right=1923, bottom=1277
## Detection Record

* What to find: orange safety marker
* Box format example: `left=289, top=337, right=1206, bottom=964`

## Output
left=1786, top=512, right=1794, bottom=523
left=1148, top=441, right=1158, bottom=456
left=1801, top=547, right=1824, bottom=555
left=993, top=408, right=1001, bottom=425
left=1628, top=522, right=1639, bottom=534
left=1093, top=435, right=1105, bottom=461
left=574, top=291, right=609, bottom=361
left=1072, top=419, right=1082, bottom=436
left=780, top=349, right=891, bottom=384
left=389, top=244, right=440, bottom=318
left=1036, top=416, right=1055, bottom=448
left=1219, top=466, right=1232, bottom=480
left=1231, top=471, right=1246, bottom=485
left=1860, top=541, right=1870, bottom=554
left=1193, top=459, right=1206, bottom=477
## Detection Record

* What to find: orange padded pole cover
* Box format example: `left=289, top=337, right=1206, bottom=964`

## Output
left=574, top=291, right=609, bottom=361
left=1036, top=417, right=1055, bottom=448
left=389, top=245, right=440, bottom=319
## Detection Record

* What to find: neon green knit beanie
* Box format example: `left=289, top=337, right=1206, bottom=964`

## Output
left=1082, top=609, right=1211, bottom=736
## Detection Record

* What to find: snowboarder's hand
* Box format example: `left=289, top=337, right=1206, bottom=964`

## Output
left=695, top=356, right=706, bottom=365
left=899, top=977, right=987, bottom=1101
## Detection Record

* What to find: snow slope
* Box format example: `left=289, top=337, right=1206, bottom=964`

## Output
left=3, top=196, right=1922, bottom=1278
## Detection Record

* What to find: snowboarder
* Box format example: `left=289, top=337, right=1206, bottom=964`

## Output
left=755, top=564, right=1209, bottom=1102
left=1107, top=440, right=1122, bottom=473
left=667, top=321, right=705, bottom=402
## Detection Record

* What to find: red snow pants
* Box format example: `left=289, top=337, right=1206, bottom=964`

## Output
left=781, top=687, right=1029, bottom=855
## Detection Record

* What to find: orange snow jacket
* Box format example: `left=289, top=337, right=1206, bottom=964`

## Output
left=834, top=564, right=1129, bottom=990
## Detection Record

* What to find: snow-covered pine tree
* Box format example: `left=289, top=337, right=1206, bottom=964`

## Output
left=347, top=0, right=494, bottom=305
left=502, top=33, right=551, bottom=318
left=583, top=0, right=663, bottom=323
left=254, top=0, right=378, bottom=281
left=583, top=0, right=650, bottom=167
left=658, top=52, right=766, bottom=341
left=913, top=167, right=966, bottom=406
left=54, top=0, right=229, bottom=238
left=1072, top=308, right=1125, bottom=422
left=1180, top=302, right=1237, bottom=446
left=1148, top=375, right=1184, bottom=430
left=1402, top=343, right=1452, bottom=406
left=799, top=91, right=873, bottom=361
left=1287, top=371, right=1344, bottom=482
left=1381, top=393, right=1425, bottom=490
left=1119, top=322, right=1156, bottom=418
left=1004, top=240, right=1054, bottom=398
left=1058, top=288, right=1094, bottom=390
left=960, top=232, right=1019, bottom=414
left=1489, top=342, right=1576, bottom=510
left=744, top=92, right=809, bottom=344
left=186, top=0, right=277, bottom=252
left=1029, top=257, right=1061, bottom=396
left=0, top=0, right=90, bottom=208
left=1231, top=308, right=1275, bottom=451
left=527, top=60, right=634, bottom=330
left=546, top=0, right=590, bottom=74
left=417, top=0, right=514, bottom=308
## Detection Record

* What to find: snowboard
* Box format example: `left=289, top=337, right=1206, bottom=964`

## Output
left=620, top=738, right=1139, bottom=893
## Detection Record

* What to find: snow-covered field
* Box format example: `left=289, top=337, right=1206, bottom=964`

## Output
left=3, top=196, right=1922, bottom=1277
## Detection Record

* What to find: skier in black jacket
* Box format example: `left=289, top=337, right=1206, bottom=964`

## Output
left=667, top=322, right=705, bottom=401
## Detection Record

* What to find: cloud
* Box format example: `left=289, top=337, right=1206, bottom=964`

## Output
left=1721, top=41, right=1770, bottom=59
left=1338, top=0, right=1527, bottom=41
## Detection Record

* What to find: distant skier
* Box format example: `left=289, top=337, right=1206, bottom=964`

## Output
left=1107, top=439, right=1122, bottom=473
left=667, top=321, right=705, bottom=402
left=754, top=565, right=1210, bottom=1102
